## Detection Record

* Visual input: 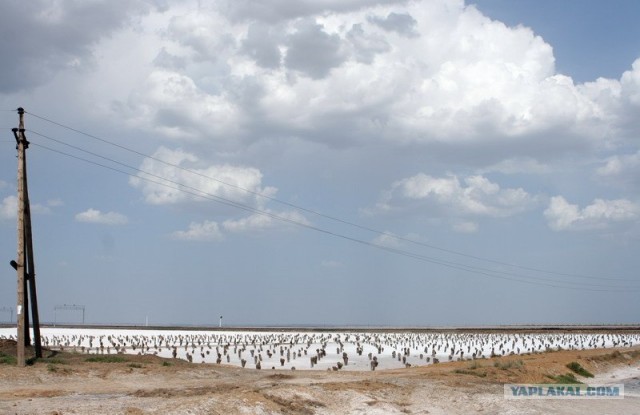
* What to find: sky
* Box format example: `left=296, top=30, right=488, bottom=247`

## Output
left=0, top=0, right=639, bottom=327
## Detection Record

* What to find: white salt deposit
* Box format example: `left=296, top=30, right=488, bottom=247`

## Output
left=1, top=327, right=638, bottom=371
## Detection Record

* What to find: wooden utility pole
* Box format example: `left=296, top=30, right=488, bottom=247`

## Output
left=12, top=107, right=43, bottom=366
left=23, top=127, right=42, bottom=358
left=14, top=108, right=27, bottom=367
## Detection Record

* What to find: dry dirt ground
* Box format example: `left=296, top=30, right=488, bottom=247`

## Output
left=1, top=339, right=639, bottom=415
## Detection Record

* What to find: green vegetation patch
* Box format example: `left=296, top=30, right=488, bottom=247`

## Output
left=494, top=360, right=524, bottom=370
left=554, top=373, right=583, bottom=384
left=566, top=362, right=594, bottom=378
left=85, top=355, right=127, bottom=363
left=0, top=352, right=16, bottom=365
left=44, top=357, right=67, bottom=365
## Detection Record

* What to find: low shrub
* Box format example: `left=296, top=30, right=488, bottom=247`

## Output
left=85, top=356, right=127, bottom=363
left=494, top=360, right=523, bottom=370
left=554, top=373, right=582, bottom=384
left=0, top=352, right=16, bottom=365
left=566, top=362, right=593, bottom=378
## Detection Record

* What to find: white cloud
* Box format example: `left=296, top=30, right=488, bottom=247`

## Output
left=478, top=157, right=550, bottom=175
left=172, top=220, right=224, bottom=241
left=621, top=58, right=640, bottom=106
left=129, top=147, right=277, bottom=208
left=75, top=208, right=128, bottom=225
left=372, top=232, right=402, bottom=248
left=597, top=151, right=640, bottom=189
left=0, top=0, right=154, bottom=93
left=221, top=0, right=407, bottom=23
left=122, top=69, right=245, bottom=142
left=172, top=210, right=309, bottom=241
left=1, top=195, right=52, bottom=220
left=284, top=19, right=348, bottom=79
left=223, top=213, right=273, bottom=233
left=223, top=210, right=310, bottom=233
left=6, top=0, right=635, bottom=176
left=368, top=12, right=419, bottom=37
left=544, top=196, right=640, bottom=231
left=0, top=195, right=17, bottom=220
left=377, top=173, right=537, bottom=218
left=109, top=0, right=639, bottom=157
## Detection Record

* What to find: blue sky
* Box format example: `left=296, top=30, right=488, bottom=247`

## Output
left=1, top=0, right=639, bottom=326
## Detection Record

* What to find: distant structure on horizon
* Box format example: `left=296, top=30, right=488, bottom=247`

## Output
left=219, top=315, right=223, bottom=328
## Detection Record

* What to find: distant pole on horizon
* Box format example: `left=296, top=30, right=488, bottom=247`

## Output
left=53, top=304, right=85, bottom=326
left=219, top=315, right=223, bottom=328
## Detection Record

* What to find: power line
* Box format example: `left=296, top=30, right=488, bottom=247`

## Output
left=28, top=138, right=640, bottom=292
left=29, top=131, right=640, bottom=289
left=26, top=129, right=640, bottom=290
left=25, top=111, right=637, bottom=283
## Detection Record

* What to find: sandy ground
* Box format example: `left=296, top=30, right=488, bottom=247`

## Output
left=1, top=340, right=639, bottom=415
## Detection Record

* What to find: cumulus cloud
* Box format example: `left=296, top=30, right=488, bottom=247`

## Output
left=0, top=196, right=17, bottom=220
left=0, top=0, right=153, bottom=92
left=107, top=0, right=640, bottom=161
left=478, top=157, right=550, bottom=175
left=241, top=23, right=283, bottom=69
left=172, top=209, right=309, bottom=241
left=134, top=146, right=311, bottom=241
left=372, top=232, right=403, bottom=248
left=367, top=12, right=419, bottom=37
left=621, top=58, right=640, bottom=106
left=375, top=173, right=537, bottom=219
left=222, top=210, right=310, bottom=233
left=122, top=70, right=245, bottom=142
left=166, top=11, right=236, bottom=62
left=129, top=147, right=276, bottom=208
left=345, top=23, right=390, bottom=64
left=597, top=151, right=640, bottom=190
left=153, top=47, right=187, bottom=70
left=220, top=0, right=406, bottom=23
left=284, top=20, right=347, bottom=79
left=544, top=196, right=640, bottom=231
left=75, top=208, right=128, bottom=225
left=172, top=220, right=223, bottom=241
left=1, top=195, right=53, bottom=220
